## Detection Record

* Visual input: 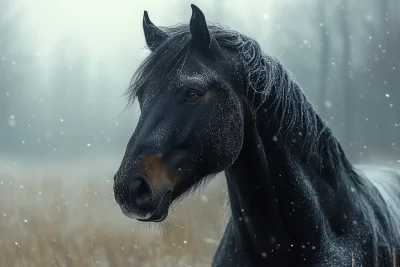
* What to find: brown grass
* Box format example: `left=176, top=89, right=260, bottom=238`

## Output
left=0, top=159, right=227, bottom=267
left=2, top=158, right=397, bottom=267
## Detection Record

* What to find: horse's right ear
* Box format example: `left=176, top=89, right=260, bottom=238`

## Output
left=189, top=4, right=222, bottom=60
left=143, top=11, right=168, bottom=51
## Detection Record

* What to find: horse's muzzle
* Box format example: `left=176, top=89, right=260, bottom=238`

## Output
left=113, top=171, right=173, bottom=222
left=137, top=191, right=172, bottom=222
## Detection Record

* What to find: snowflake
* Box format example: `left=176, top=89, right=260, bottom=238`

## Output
left=324, top=101, right=332, bottom=109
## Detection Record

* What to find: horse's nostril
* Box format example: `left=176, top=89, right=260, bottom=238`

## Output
left=130, top=175, right=151, bottom=206
left=114, top=174, right=152, bottom=209
left=130, top=176, right=142, bottom=192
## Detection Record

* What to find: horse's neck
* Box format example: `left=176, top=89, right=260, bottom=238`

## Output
left=224, top=71, right=360, bottom=261
left=224, top=121, right=291, bottom=263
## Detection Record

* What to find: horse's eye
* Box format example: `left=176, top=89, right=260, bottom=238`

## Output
left=185, top=90, right=201, bottom=104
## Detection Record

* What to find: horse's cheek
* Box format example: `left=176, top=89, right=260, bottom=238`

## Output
left=216, top=98, right=244, bottom=164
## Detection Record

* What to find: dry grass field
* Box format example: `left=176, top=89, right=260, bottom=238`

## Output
left=0, top=157, right=228, bottom=267
left=1, top=156, right=398, bottom=267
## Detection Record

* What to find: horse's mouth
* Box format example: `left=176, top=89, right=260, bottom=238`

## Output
left=137, top=192, right=172, bottom=223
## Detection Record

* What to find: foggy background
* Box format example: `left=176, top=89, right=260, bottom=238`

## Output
left=1, top=0, right=399, bottom=163
left=0, top=0, right=399, bottom=266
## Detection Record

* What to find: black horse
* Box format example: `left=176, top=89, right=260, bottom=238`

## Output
left=113, top=4, right=400, bottom=267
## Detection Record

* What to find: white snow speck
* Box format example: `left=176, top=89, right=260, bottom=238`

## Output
left=8, top=115, right=16, bottom=127
left=324, top=101, right=332, bottom=108
left=385, top=94, right=390, bottom=97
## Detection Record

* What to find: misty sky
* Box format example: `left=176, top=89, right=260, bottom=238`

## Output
left=1, top=0, right=399, bottom=163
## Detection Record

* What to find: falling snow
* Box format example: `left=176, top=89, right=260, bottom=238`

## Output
left=0, top=3, right=399, bottom=267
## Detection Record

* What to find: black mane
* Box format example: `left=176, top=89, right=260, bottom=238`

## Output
left=126, top=23, right=366, bottom=190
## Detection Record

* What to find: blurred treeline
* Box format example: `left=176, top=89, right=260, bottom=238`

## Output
left=0, top=0, right=399, bottom=163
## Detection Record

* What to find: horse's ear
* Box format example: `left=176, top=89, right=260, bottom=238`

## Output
left=189, top=4, right=222, bottom=59
left=143, top=11, right=168, bottom=51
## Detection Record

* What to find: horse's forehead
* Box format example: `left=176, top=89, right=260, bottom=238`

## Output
left=176, top=72, right=216, bottom=88
left=176, top=57, right=218, bottom=88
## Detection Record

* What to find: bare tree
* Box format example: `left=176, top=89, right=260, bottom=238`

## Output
left=48, top=39, right=91, bottom=152
left=361, top=0, right=400, bottom=157
left=341, top=0, right=354, bottom=160
left=379, top=0, right=400, bottom=154
left=0, top=0, right=26, bottom=150
left=0, top=0, right=15, bottom=121
left=317, top=0, right=331, bottom=119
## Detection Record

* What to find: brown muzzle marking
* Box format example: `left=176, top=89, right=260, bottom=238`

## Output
left=138, top=154, right=180, bottom=192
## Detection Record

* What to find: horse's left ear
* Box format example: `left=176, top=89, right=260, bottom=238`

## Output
left=143, top=11, right=168, bottom=51
left=189, top=4, right=222, bottom=60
